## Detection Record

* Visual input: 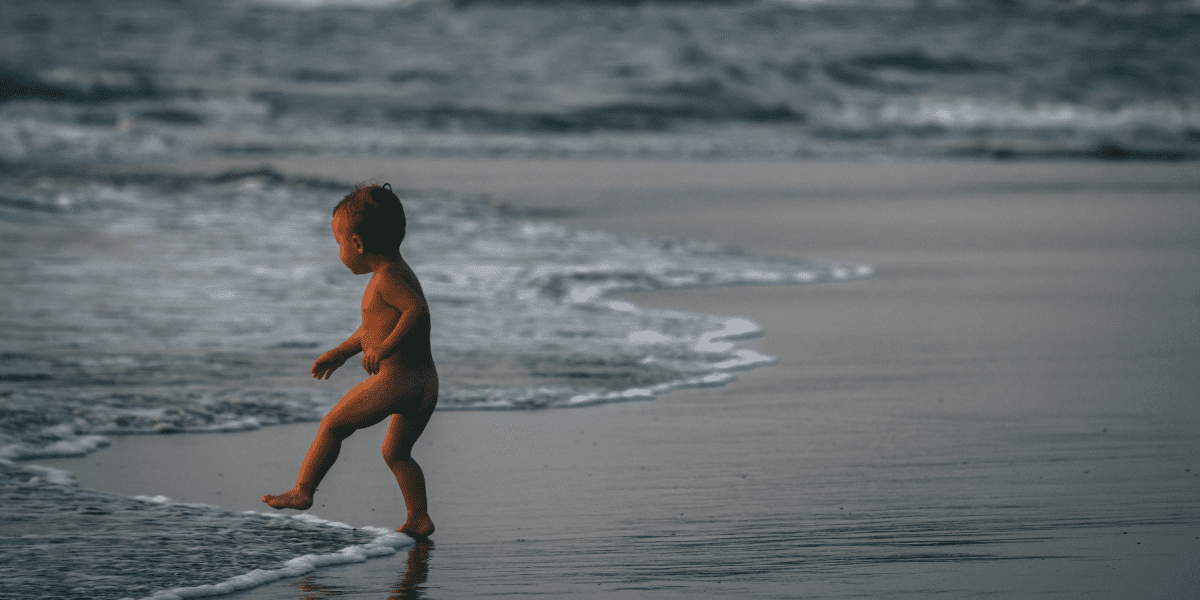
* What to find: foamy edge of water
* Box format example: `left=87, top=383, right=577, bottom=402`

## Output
left=3, top=459, right=418, bottom=599
left=120, top=496, right=415, bottom=600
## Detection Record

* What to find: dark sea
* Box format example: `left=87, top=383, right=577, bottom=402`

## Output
left=2, top=0, right=1198, bottom=162
left=0, top=0, right=1195, bottom=598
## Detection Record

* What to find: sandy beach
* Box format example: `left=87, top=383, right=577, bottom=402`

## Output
left=35, top=158, right=1200, bottom=598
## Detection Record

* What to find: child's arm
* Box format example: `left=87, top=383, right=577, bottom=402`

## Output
left=361, top=277, right=430, bottom=375
left=311, top=327, right=364, bottom=380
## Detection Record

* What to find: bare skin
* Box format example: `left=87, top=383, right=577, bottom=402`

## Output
left=262, top=211, right=437, bottom=538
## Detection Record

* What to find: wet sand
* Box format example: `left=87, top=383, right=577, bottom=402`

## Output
left=37, top=159, right=1200, bottom=598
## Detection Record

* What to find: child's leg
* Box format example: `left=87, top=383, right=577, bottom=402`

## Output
left=382, top=373, right=438, bottom=537
left=262, top=375, right=399, bottom=509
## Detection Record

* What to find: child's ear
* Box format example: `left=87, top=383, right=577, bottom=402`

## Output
left=351, top=234, right=365, bottom=254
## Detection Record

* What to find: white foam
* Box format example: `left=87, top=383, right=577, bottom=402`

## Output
left=133, top=495, right=174, bottom=504
left=193, top=417, right=264, bottom=433
left=123, top=511, right=413, bottom=600
left=41, top=422, right=79, bottom=438
left=564, top=386, right=653, bottom=407
left=711, top=349, right=778, bottom=371
left=695, top=317, right=763, bottom=352
left=569, top=286, right=602, bottom=303
left=708, top=317, right=763, bottom=340
left=629, top=330, right=671, bottom=344
left=740, top=270, right=787, bottom=283
left=864, top=98, right=1200, bottom=134
left=23, top=465, right=79, bottom=486
left=1, top=435, right=111, bottom=461
left=605, top=300, right=639, bottom=313
left=689, top=373, right=737, bottom=387
left=289, top=512, right=356, bottom=530
left=39, top=435, right=112, bottom=457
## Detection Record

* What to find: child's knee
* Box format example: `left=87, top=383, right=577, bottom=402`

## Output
left=382, top=443, right=413, bottom=466
left=318, top=416, right=356, bottom=440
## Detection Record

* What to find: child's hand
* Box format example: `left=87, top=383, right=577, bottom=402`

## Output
left=361, top=347, right=388, bottom=375
left=311, top=350, right=347, bottom=380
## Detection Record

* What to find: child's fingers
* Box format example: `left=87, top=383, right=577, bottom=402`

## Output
left=312, top=361, right=338, bottom=379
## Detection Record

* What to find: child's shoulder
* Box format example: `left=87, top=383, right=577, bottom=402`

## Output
left=373, top=260, right=426, bottom=305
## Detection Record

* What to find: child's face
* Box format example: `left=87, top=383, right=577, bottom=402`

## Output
left=332, top=212, right=369, bottom=275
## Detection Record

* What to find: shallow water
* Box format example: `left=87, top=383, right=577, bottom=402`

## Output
left=0, top=167, right=867, bottom=599
left=0, top=170, right=868, bottom=460
left=0, top=461, right=412, bottom=599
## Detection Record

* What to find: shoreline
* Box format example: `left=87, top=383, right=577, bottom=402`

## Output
left=24, top=157, right=1200, bottom=599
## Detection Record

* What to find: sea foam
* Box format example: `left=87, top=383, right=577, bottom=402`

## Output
left=0, top=459, right=414, bottom=600
left=129, top=510, right=413, bottom=600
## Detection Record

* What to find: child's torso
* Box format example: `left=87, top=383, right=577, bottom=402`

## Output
left=361, top=261, right=434, bottom=371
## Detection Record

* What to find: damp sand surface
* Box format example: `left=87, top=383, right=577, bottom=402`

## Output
left=36, top=158, right=1200, bottom=599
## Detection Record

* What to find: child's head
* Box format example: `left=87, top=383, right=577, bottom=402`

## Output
left=332, top=183, right=406, bottom=257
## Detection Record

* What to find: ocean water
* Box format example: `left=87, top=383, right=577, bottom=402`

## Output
left=2, top=461, right=413, bottom=599
left=1, top=0, right=1197, bottom=162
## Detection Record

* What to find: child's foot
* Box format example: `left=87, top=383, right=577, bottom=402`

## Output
left=261, top=488, right=314, bottom=510
left=398, top=516, right=435, bottom=539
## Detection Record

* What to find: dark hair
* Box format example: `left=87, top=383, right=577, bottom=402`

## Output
left=333, top=183, right=406, bottom=256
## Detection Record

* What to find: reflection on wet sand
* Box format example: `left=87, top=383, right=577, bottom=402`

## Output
left=284, top=541, right=431, bottom=600
left=390, top=541, right=431, bottom=600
